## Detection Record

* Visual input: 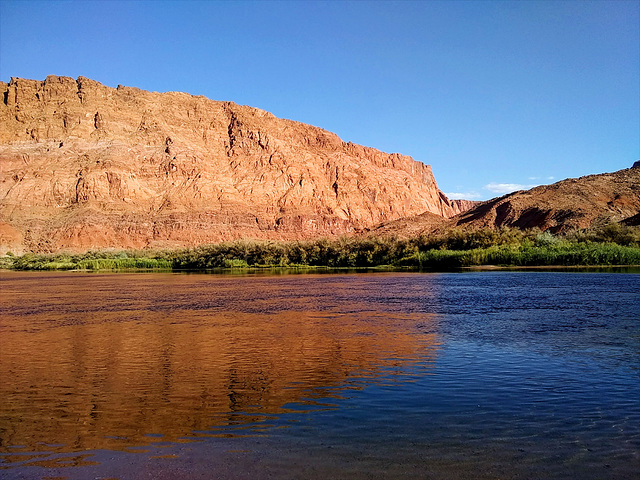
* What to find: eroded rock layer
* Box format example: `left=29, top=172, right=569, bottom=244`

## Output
left=454, top=168, right=640, bottom=232
left=0, top=76, right=461, bottom=253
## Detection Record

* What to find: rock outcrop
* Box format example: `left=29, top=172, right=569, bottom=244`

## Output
left=367, top=168, right=640, bottom=238
left=454, top=168, right=640, bottom=232
left=449, top=199, right=481, bottom=216
left=363, top=211, right=452, bottom=238
left=0, top=76, right=466, bottom=253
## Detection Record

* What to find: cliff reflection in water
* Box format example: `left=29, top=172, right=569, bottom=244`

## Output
left=0, top=272, right=440, bottom=454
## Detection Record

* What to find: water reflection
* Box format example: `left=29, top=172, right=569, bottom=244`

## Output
left=0, top=272, right=440, bottom=460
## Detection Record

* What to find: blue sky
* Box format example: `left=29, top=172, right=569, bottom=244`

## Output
left=1, top=0, right=638, bottom=200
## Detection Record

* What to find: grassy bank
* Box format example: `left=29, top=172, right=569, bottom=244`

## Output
left=4, top=225, right=640, bottom=271
left=8, top=252, right=173, bottom=271
left=398, top=243, right=640, bottom=268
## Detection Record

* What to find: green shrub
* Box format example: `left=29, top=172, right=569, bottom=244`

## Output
left=9, top=227, right=640, bottom=271
left=223, top=258, right=250, bottom=268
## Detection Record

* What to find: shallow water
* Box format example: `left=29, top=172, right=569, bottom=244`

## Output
left=0, top=271, right=638, bottom=479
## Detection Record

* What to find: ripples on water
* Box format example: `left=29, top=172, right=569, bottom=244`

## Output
left=0, top=271, right=638, bottom=479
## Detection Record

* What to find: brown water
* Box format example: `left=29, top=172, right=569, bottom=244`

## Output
left=0, top=271, right=638, bottom=479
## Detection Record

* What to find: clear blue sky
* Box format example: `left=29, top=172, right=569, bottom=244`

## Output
left=1, top=0, right=638, bottom=200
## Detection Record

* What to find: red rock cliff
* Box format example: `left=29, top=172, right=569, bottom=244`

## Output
left=0, top=76, right=460, bottom=253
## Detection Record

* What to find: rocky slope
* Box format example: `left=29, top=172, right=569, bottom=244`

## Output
left=0, top=76, right=465, bottom=253
left=363, top=211, right=452, bottom=238
left=449, top=199, right=480, bottom=216
left=454, top=167, right=640, bottom=232
left=363, top=167, right=640, bottom=238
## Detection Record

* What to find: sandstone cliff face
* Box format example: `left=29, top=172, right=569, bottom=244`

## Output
left=0, top=76, right=463, bottom=253
left=449, top=199, right=480, bottom=216
left=454, top=168, right=640, bottom=232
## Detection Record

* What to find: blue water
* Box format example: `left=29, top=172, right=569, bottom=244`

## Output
left=0, top=271, right=638, bottom=479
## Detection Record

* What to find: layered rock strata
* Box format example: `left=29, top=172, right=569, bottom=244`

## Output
left=454, top=168, right=640, bottom=232
left=0, top=76, right=463, bottom=253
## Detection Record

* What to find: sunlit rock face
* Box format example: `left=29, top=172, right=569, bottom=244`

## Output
left=453, top=168, right=640, bottom=233
left=0, top=76, right=464, bottom=253
left=359, top=168, right=640, bottom=239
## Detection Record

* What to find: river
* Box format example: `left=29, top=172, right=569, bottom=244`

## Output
left=0, top=271, right=638, bottom=479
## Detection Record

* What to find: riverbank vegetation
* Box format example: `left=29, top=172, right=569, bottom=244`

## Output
left=4, top=224, right=640, bottom=271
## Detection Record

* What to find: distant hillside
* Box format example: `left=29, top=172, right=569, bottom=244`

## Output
left=0, top=76, right=470, bottom=253
left=363, top=211, right=452, bottom=238
left=364, top=167, right=640, bottom=238
left=454, top=167, right=640, bottom=232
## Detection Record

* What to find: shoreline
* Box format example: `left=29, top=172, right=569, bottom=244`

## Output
left=2, top=264, right=639, bottom=274
left=4, top=235, right=640, bottom=273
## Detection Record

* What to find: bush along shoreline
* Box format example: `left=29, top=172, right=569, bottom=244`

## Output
left=3, top=225, right=640, bottom=272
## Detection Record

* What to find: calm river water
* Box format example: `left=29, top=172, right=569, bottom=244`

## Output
left=0, top=271, right=638, bottom=479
